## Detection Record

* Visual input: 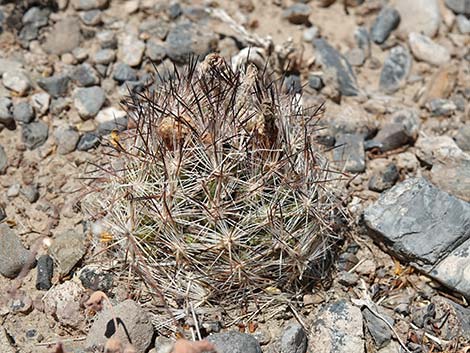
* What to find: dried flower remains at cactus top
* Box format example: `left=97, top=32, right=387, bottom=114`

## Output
left=85, top=54, right=346, bottom=308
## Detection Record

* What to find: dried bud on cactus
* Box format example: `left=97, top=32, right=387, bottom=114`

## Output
left=83, top=54, right=346, bottom=309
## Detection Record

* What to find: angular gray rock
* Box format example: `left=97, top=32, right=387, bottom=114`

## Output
left=454, top=125, right=470, bottom=151
left=364, top=178, right=470, bottom=268
left=314, top=38, right=359, bottom=96
left=354, top=26, right=370, bottom=57
left=22, top=121, right=49, bottom=149
left=379, top=46, right=411, bottom=94
left=0, top=224, right=32, bottom=278
left=310, top=300, right=364, bottom=353
left=54, top=126, right=80, bottom=154
left=112, top=62, right=137, bottom=83
left=37, top=74, right=70, bottom=97
left=94, top=49, right=116, bottom=65
left=368, top=163, right=399, bottom=192
left=73, top=86, right=106, bottom=119
left=370, top=7, right=400, bottom=44
left=362, top=307, right=393, bottom=348
left=281, top=322, right=308, bottom=353
left=118, top=34, right=145, bottom=67
left=13, top=101, right=34, bottom=124
left=445, top=0, right=470, bottom=15
left=334, top=133, right=365, bottom=173
left=49, top=230, right=86, bottom=275
left=77, top=132, right=100, bottom=151
left=72, top=63, right=100, bottom=87
left=430, top=158, right=470, bottom=202
left=85, top=299, right=154, bottom=352
left=207, top=332, right=262, bottom=353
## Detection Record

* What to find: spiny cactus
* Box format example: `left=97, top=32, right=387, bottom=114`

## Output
left=83, top=54, right=347, bottom=309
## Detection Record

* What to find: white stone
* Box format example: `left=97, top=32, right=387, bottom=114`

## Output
left=393, top=0, right=441, bottom=37
left=408, top=32, right=450, bottom=66
left=95, top=106, right=126, bottom=124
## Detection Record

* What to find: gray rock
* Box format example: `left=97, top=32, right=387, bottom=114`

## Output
left=334, top=134, right=365, bottom=173
left=0, top=224, right=32, bottom=278
left=112, top=63, right=138, bottom=83
left=78, top=9, right=102, bottom=26
left=281, top=323, right=307, bottom=353
left=13, top=101, right=34, bottom=124
left=364, top=178, right=470, bottom=267
left=30, top=92, right=50, bottom=115
left=282, top=4, right=311, bottom=25
left=54, top=126, right=80, bottom=154
left=93, top=49, right=116, bottom=65
left=50, top=97, right=70, bottom=116
left=310, top=300, right=364, bottom=353
left=0, top=145, right=6, bottom=174
left=49, top=229, right=86, bottom=275
left=454, top=125, right=470, bottom=151
left=85, top=299, right=153, bottom=352
left=370, top=109, right=419, bottom=152
left=354, top=26, right=370, bottom=57
left=457, top=15, right=470, bottom=33
left=370, top=7, right=400, bottom=44
left=118, top=34, right=145, bottom=67
left=97, top=117, right=128, bottom=136
left=284, top=74, right=302, bottom=94
left=146, top=40, right=167, bottom=62
left=445, top=0, right=470, bottom=15
left=165, top=23, right=218, bottom=64
left=308, top=74, right=324, bottom=90
left=19, top=23, right=39, bottom=42
left=313, top=38, right=359, bottom=96
left=96, top=30, right=117, bottom=49
left=408, top=32, right=450, bottom=66
left=71, top=63, right=100, bottom=87
left=345, top=48, right=366, bottom=67
left=73, top=86, right=106, bottom=119
left=36, top=255, right=53, bottom=290
left=22, top=121, right=48, bottom=149
left=43, top=281, right=84, bottom=328
left=207, top=332, right=262, bottom=353
left=379, top=46, right=411, bottom=94
left=22, top=6, right=50, bottom=28
left=21, top=183, right=40, bottom=203
left=430, top=158, right=470, bottom=202
left=369, top=163, right=399, bottom=192
left=362, top=307, right=393, bottom=348
left=139, top=18, right=170, bottom=40
left=426, top=98, right=457, bottom=117
left=337, top=271, right=359, bottom=286
left=168, top=2, right=183, bottom=19
left=394, top=0, right=441, bottom=37
left=77, top=132, right=100, bottom=151
left=0, top=97, right=13, bottom=125
left=78, top=266, right=113, bottom=292
left=2, top=70, right=31, bottom=96
left=72, top=0, right=109, bottom=10
left=43, top=17, right=81, bottom=55
left=37, top=74, right=70, bottom=97
left=415, top=135, right=466, bottom=166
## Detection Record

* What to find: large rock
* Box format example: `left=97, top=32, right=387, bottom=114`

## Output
left=309, top=300, right=364, bottom=353
left=393, top=0, right=441, bottom=37
left=0, top=224, right=32, bottom=278
left=207, top=332, right=262, bottom=353
left=314, top=39, right=359, bottom=96
left=85, top=299, right=154, bottom=353
left=364, top=178, right=470, bottom=297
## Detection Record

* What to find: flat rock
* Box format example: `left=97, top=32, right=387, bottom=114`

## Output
left=0, top=58, right=23, bottom=76
left=409, top=32, right=450, bottom=66
left=379, top=46, right=411, bottom=94
left=392, top=0, right=441, bottom=37
left=0, top=224, right=32, bottom=278
left=445, top=0, right=470, bottom=15
left=314, top=38, right=359, bottom=96
left=364, top=178, right=470, bottom=267
left=22, top=121, right=49, bottom=149
left=49, top=229, right=86, bottom=275
left=85, top=299, right=154, bottom=353
left=454, top=124, right=470, bottom=151
left=310, top=300, right=364, bottom=353
left=370, top=7, right=400, bottom=44
left=43, top=17, right=81, bottom=55
left=415, top=135, right=468, bottom=166
left=333, top=133, right=366, bottom=173
left=207, top=332, right=262, bottom=353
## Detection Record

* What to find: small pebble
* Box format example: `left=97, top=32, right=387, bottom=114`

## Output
left=79, top=9, right=102, bottom=26
left=0, top=145, right=7, bottom=174
left=21, top=183, right=40, bottom=203
left=345, top=48, right=366, bottom=67
left=13, top=102, right=35, bottom=124
left=71, top=63, right=100, bottom=87
left=22, top=121, right=49, bottom=149
left=368, top=163, right=399, bottom=192
left=302, top=26, right=319, bottom=42
left=426, top=98, right=457, bottom=117
left=31, top=93, right=51, bottom=115
left=7, top=183, right=21, bottom=198
left=55, top=126, right=80, bottom=154
left=2, top=70, right=31, bottom=96
left=408, top=32, right=451, bottom=66
left=308, top=74, right=324, bottom=90
left=36, top=255, right=53, bottom=290
left=94, top=49, right=116, bottom=65
left=118, top=34, right=146, bottom=67
left=0, top=97, right=13, bottom=125
left=96, top=30, right=117, bottom=49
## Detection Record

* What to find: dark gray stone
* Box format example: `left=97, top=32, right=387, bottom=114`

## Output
left=454, top=125, right=470, bottom=151
left=379, top=46, right=411, bottom=94
left=284, top=74, right=302, bottom=94
left=37, top=74, right=70, bottom=97
left=370, top=7, right=400, bottom=44
left=362, top=307, right=393, bottom=348
left=364, top=178, right=470, bottom=267
left=445, top=0, right=470, bottom=14
left=77, top=132, right=100, bottom=151
left=313, top=38, right=359, bottom=96
left=112, top=62, right=137, bottom=83
left=71, top=63, right=100, bottom=87
left=0, top=97, right=13, bottom=125
left=426, top=98, right=457, bottom=117
left=207, top=332, right=262, bottom=353
left=146, top=40, right=167, bottom=62
left=281, top=322, right=307, bottom=353
left=0, top=144, right=6, bottom=174
left=85, top=299, right=153, bottom=352
left=334, top=133, right=365, bottom=173
left=369, top=163, right=399, bottom=192
left=0, top=224, right=32, bottom=278
left=79, top=266, right=114, bottom=292
left=13, top=101, right=34, bottom=124
left=282, top=4, right=311, bottom=25
left=49, top=229, right=86, bottom=275
left=73, top=86, right=106, bottom=119
left=21, top=183, right=40, bottom=203
left=22, top=121, right=48, bottom=149
left=308, top=74, right=324, bottom=90
left=165, top=23, right=218, bottom=64
left=36, top=255, right=53, bottom=290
